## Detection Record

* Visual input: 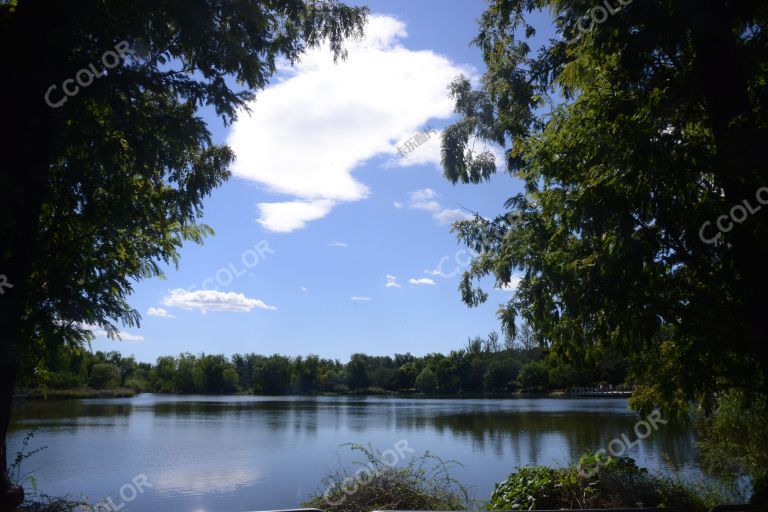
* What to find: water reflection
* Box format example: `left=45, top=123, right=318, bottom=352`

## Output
left=9, top=395, right=705, bottom=512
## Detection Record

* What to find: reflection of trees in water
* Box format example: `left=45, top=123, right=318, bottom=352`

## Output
left=414, top=411, right=699, bottom=469
left=147, top=399, right=323, bottom=438
left=10, top=400, right=134, bottom=434
left=11, top=398, right=701, bottom=471
left=11, top=400, right=132, bottom=423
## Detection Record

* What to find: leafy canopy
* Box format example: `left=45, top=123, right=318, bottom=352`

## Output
left=440, top=0, right=768, bottom=413
left=0, top=0, right=367, bottom=372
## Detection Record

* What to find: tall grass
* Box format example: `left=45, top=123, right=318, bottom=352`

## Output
left=303, top=444, right=472, bottom=512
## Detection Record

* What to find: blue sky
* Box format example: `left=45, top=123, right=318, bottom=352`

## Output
left=92, top=0, right=558, bottom=363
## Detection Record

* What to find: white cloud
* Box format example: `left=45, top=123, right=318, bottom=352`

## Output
left=350, top=296, right=372, bottom=302
left=82, top=323, right=144, bottom=341
left=256, top=199, right=334, bottom=233
left=433, top=208, right=473, bottom=224
left=228, top=15, right=470, bottom=232
left=424, top=268, right=442, bottom=276
left=407, top=188, right=440, bottom=211
left=409, top=277, right=436, bottom=286
left=393, top=128, right=443, bottom=168
left=115, top=331, right=145, bottom=341
left=328, top=240, right=348, bottom=248
left=397, top=188, right=473, bottom=225
left=497, top=275, right=523, bottom=291
left=301, top=286, right=308, bottom=292
left=391, top=127, right=505, bottom=172
left=385, top=274, right=401, bottom=288
left=147, top=307, right=175, bottom=318
left=162, top=289, right=277, bottom=313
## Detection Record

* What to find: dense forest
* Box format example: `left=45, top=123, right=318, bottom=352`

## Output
left=25, top=331, right=628, bottom=396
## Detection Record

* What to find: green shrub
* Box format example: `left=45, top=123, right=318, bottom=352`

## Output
left=124, top=377, right=149, bottom=392
left=88, top=363, right=120, bottom=390
left=415, top=367, right=438, bottom=393
left=489, top=453, right=717, bottom=511
left=304, top=444, right=470, bottom=512
left=46, top=371, right=81, bottom=390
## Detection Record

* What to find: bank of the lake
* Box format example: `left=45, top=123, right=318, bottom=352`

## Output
left=10, top=394, right=708, bottom=512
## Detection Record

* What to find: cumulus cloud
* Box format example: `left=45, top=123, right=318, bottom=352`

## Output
left=228, top=15, right=470, bottom=232
left=162, top=289, right=277, bottom=313
left=350, top=296, right=372, bottom=302
left=409, top=277, right=436, bottom=286
left=497, top=275, right=523, bottom=291
left=433, top=208, right=473, bottom=224
left=392, top=127, right=443, bottom=168
left=398, top=188, right=473, bottom=225
left=328, top=240, right=348, bottom=248
left=407, top=188, right=441, bottom=211
left=147, top=307, right=175, bottom=318
left=256, top=200, right=334, bottom=233
left=385, top=274, right=401, bottom=288
left=82, top=323, right=144, bottom=341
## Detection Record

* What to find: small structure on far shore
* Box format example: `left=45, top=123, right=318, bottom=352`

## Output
left=567, top=386, right=633, bottom=398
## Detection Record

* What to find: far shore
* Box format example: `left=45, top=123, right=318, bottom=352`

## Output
left=12, top=388, right=628, bottom=401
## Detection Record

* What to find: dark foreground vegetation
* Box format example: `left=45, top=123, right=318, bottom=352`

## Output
left=303, top=448, right=736, bottom=512
left=21, top=331, right=627, bottom=396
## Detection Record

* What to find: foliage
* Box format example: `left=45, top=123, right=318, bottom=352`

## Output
left=2, top=0, right=370, bottom=371
left=441, top=0, right=768, bottom=408
left=24, top=332, right=630, bottom=395
left=88, top=363, right=120, bottom=390
left=415, top=367, right=438, bottom=393
left=9, top=430, right=45, bottom=490
left=303, top=444, right=470, bottom=512
left=490, top=453, right=719, bottom=511
left=697, top=390, right=768, bottom=504
left=519, top=360, right=549, bottom=392
left=17, top=495, right=86, bottom=512
left=0, top=2, right=368, bottom=504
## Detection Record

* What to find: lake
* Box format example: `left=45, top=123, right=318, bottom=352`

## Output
left=9, top=394, right=704, bottom=512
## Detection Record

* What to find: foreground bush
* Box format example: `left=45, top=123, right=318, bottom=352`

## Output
left=489, top=452, right=727, bottom=511
left=303, top=444, right=470, bottom=512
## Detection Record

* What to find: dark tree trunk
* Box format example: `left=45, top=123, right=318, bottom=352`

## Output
left=0, top=355, right=23, bottom=512
left=0, top=3, right=63, bottom=509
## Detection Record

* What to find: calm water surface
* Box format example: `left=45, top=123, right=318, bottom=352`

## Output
left=10, top=394, right=703, bottom=512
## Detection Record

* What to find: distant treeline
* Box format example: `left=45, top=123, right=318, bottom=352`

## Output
left=27, top=332, right=628, bottom=395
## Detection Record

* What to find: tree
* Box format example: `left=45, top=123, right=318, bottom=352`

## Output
left=441, top=0, right=768, bottom=495
left=395, top=362, right=419, bottom=390
left=295, top=355, right=320, bottom=393
left=346, top=354, right=369, bottom=390
left=483, top=331, right=502, bottom=353
left=0, top=1, right=367, bottom=508
left=415, top=367, right=438, bottom=393
left=484, top=357, right=519, bottom=391
left=254, top=355, right=293, bottom=395
left=89, top=363, right=120, bottom=390
left=519, top=361, right=549, bottom=392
